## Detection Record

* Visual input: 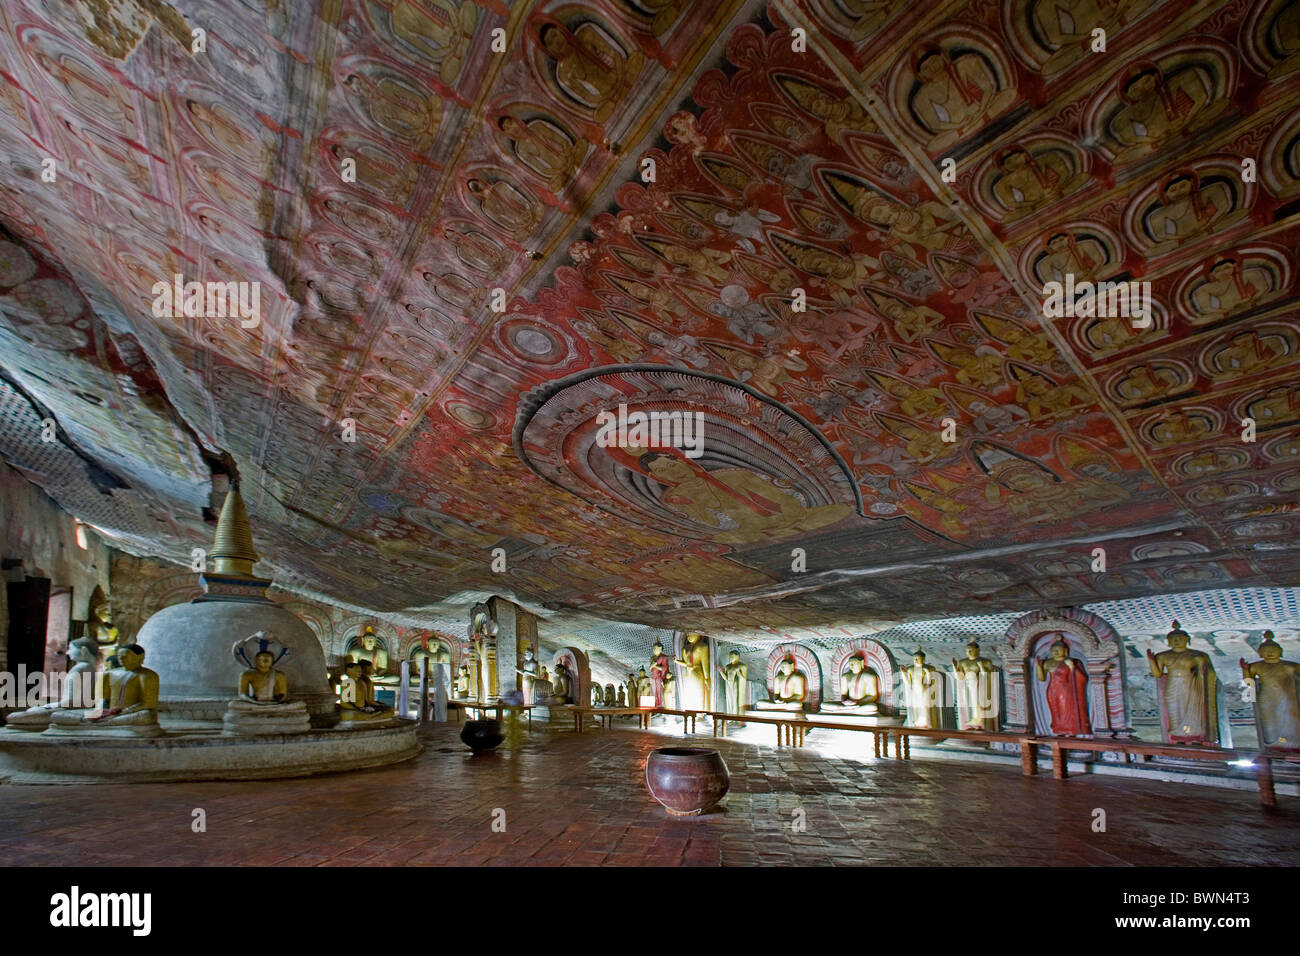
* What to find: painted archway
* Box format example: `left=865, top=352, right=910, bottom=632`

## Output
left=764, top=642, right=823, bottom=708
left=829, top=637, right=897, bottom=713
left=998, top=607, right=1130, bottom=737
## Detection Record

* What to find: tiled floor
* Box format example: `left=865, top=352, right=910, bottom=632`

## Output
left=1, top=720, right=1295, bottom=866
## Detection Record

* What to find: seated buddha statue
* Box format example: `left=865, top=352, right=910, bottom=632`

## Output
left=454, top=664, right=472, bottom=699
left=820, top=656, right=880, bottom=715
left=223, top=632, right=310, bottom=735
left=47, top=643, right=162, bottom=736
left=755, top=658, right=808, bottom=711
left=347, top=626, right=390, bottom=677
left=339, top=661, right=395, bottom=724
left=6, top=637, right=99, bottom=731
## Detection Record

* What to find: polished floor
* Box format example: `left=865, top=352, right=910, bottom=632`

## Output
left=1, top=720, right=1295, bottom=866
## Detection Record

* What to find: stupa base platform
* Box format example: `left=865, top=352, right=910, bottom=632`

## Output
left=0, top=720, right=420, bottom=784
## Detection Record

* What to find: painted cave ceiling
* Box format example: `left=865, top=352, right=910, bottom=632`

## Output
left=0, top=0, right=1298, bottom=644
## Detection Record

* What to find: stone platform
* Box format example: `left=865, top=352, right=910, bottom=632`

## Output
left=0, top=720, right=420, bottom=784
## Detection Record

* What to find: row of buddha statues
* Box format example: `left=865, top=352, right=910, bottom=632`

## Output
left=2, top=628, right=407, bottom=736
left=619, top=625, right=1300, bottom=750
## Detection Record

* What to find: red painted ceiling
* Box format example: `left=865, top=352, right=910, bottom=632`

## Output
left=0, top=0, right=1297, bottom=642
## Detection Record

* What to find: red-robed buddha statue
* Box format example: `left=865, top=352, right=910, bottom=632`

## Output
left=1034, top=638, right=1091, bottom=736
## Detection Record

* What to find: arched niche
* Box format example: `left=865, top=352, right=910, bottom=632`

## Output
left=997, top=608, right=1130, bottom=737
left=551, top=646, right=590, bottom=706
left=342, top=621, right=398, bottom=679
left=764, top=642, right=823, bottom=709
left=406, top=633, right=456, bottom=681
left=828, top=637, right=897, bottom=713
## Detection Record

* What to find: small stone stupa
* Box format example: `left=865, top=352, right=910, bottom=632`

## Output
left=136, top=486, right=335, bottom=725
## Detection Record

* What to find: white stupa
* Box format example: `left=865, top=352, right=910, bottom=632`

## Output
left=136, top=487, right=335, bottom=725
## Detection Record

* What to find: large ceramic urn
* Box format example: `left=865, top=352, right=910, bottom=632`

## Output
left=460, top=718, right=504, bottom=753
left=645, top=747, right=730, bottom=815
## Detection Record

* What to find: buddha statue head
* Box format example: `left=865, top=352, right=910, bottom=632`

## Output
left=652, top=640, right=664, bottom=657
left=728, top=651, right=741, bottom=666
left=361, top=626, right=377, bottom=651
left=1048, top=639, right=1070, bottom=660
left=638, top=666, right=648, bottom=678
left=965, top=641, right=981, bottom=660
left=117, top=644, right=146, bottom=670
left=1166, top=621, right=1192, bottom=650
left=846, top=655, right=866, bottom=676
left=777, top=658, right=795, bottom=678
left=1259, top=631, right=1283, bottom=662
left=58, top=634, right=90, bottom=662
left=234, top=630, right=291, bottom=673
left=911, top=649, right=927, bottom=668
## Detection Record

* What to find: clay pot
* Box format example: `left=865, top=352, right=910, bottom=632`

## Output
left=645, top=747, right=730, bottom=815
left=460, top=718, right=503, bottom=753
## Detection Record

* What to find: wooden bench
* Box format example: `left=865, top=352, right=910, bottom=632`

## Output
left=704, top=715, right=1292, bottom=807
left=449, top=699, right=534, bottom=730
left=564, top=706, right=652, bottom=733
left=1024, top=735, right=1297, bottom=807
left=655, top=708, right=703, bottom=733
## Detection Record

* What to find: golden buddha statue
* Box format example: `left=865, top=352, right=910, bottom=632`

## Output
left=454, top=664, right=471, bottom=699
left=821, top=655, right=879, bottom=715
left=1240, top=632, right=1300, bottom=750
left=755, top=657, right=808, bottom=712
left=662, top=671, right=677, bottom=708
left=674, top=632, right=711, bottom=710
left=552, top=660, right=573, bottom=704
left=347, top=626, right=389, bottom=677
left=339, top=661, right=394, bottom=723
left=48, top=643, right=162, bottom=736
left=88, top=594, right=118, bottom=648
left=951, top=641, right=1000, bottom=731
left=224, top=632, right=310, bottom=735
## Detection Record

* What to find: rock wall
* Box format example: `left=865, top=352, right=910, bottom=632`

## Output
left=0, top=461, right=110, bottom=671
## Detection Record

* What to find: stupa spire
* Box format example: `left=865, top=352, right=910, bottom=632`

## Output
left=210, top=486, right=259, bottom=576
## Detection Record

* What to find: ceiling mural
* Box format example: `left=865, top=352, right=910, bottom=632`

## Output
left=0, top=0, right=1296, bottom=643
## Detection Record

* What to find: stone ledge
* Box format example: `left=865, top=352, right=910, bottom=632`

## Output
left=0, top=721, right=420, bottom=784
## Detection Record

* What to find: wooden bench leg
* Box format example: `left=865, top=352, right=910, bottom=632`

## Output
left=1052, top=743, right=1067, bottom=780
left=872, top=732, right=881, bottom=758
left=892, top=733, right=901, bottom=759
left=1258, top=757, right=1276, bottom=808
left=903, top=735, right=910, bottom=760
left=1021, top=742, right=1038, bottom=776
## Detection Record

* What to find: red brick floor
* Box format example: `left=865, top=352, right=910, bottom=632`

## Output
left=0, top=721, right=1295, bottom=866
